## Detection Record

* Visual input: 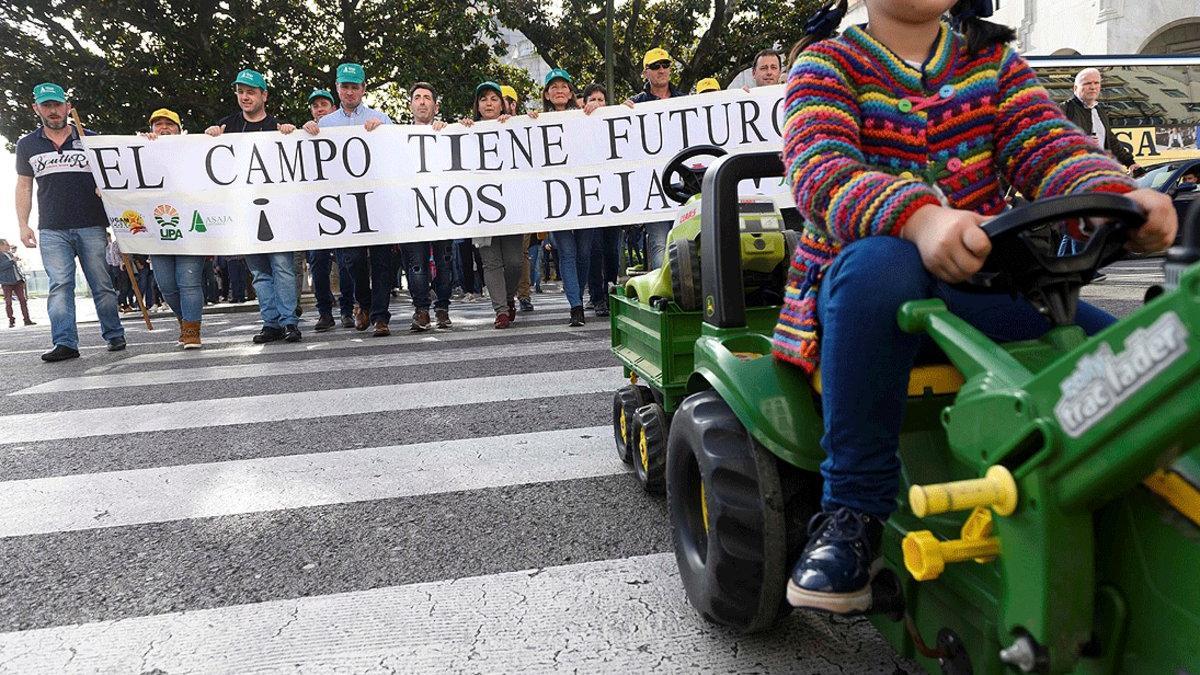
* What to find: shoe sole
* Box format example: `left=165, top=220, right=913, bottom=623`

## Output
left=183, top=344, right=203, bottom=350
left=785, top=559, right=884, bottom=614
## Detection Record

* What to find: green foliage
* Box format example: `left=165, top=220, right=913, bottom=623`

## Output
left=491, top=0, right=824, bottom=100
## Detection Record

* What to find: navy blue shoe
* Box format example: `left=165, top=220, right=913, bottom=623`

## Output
left=786, top=507, right=883, bottom=614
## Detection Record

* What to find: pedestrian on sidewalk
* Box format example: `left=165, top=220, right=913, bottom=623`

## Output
left=0, top=239, right=35, bottom=328
left=400, top=82, right=455, bottom=331
left=15, top=82, right=125, bottom=362
left=142, top=108, right=205, bottom=349
left=302, top=63, right=395, bottom=337
left=205, top=68, right=301, bottom=344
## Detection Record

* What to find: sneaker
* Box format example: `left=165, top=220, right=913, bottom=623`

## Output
left=594, top=302, right=610, bottom=318
left=284, top=324, right=303, bottom=343
left=354, top=306, right=369, bottom=331
left=372, top=321, right=391, bottom=337
left=435, top=308, right=452, bottom=329
left=107, top=337, right=127, bottom=352
left=506, top=299, right=517, bottom=322
left=568, top=306, right=585, bottom=327
left=41, top=344, right=80, bottom=362
left=23, top=319, right=36, bottom=326
left=411, top=309, right=432, bottom=331
left=340, top=314, right=355, bottom=329
left=253, top=326, right=285, bottom=344
left=786, top=508, right=883, bottom=614
left=519, top=297, right=535, bottom=312
left=494, top=312, right=511, bottom=329
left=315, top=313, right=335, bottom=332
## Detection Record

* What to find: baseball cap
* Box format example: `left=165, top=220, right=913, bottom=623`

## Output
left=643, top=48, right=672, bottom=68
left=696, top=77, right=720, bottom=93
left=232, top=69, right=268, bottom=90
left=475, top=81, right=503, bottom=98
left=308, top=88, right=335, bottom=104
left=500, top=85, right=518, bottom=101
left=148, top=108, right=181, bottom=127
left=33, top=82, right=66, bottom=104
left=336, top=63, right=365, bottom=84
left=543, top=68, right=573, bottom=89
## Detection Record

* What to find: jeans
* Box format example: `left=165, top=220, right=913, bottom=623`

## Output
left=201, top=258, right=219, bottom=304
left=401, top=241, right=453, bottom=311
left=348, top=245, right=394, bottom=324
left=478, top=235, right=525, bottom=314
left=137, top=265, right=157, bottom=308
left=3, top=282, right=32, bottom=322
left=588, top=226, right=622, bottom=307
left=149, top=254, right=205, bottom=323
left=1058, top=234, right=1081, bottom=257
left=645, top=220, right=672, bottom=269
left=38, top=227, right=124, bottom=349
left=226, top=257, right=248, bottom=303
left=551, top=228, right=596, bottom=308
left=816, top=237, right=1116, bottom=520
left=246, top=251, right=299, bottom=328
left=308, top=249, right=356, bottom=317
left=528, top=241, right=543, bottom=291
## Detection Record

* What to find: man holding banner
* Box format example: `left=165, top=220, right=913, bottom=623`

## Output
left=629, top=48, right=687, bottom=270
left=205, top=68, right=303, bottom=344
left=15, top=82, right=126, bottom=362
left=304, top=62, right=396, bottom=338
left=304, top=87, right=357, bottom=332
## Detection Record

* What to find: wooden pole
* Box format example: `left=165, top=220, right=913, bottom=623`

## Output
left=70, top=108, right=153, bottom=331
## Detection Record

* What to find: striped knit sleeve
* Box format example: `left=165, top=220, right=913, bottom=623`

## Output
left=782, top=45, right=942, bottom=243
left=993, top=47, right=1134, bottom=200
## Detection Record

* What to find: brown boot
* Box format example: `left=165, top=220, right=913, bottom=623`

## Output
left=410, top=309, right=431, bottom=332
left=372, top=320, right=391, bottom=337
left=180, top=321, right=203, bottom=349
left=435, top=308, right=452, bottom=329
left=354, top=305, right=369, bottom=331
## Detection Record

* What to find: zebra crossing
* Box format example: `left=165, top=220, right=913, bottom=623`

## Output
left=0, top=292, right=911, bottom=673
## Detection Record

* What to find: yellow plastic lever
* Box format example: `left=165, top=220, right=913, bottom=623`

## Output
left=909, top=465, right=1018, bottom=518
left=903, top=530, right=1001, bottom=581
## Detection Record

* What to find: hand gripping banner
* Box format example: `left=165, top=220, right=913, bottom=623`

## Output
left=86, top=85, right=788, bottom=255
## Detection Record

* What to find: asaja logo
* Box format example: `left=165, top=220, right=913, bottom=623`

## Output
left=190, top=210, right=232, bottom=232
left=121, top=210, right=147, bottom=234
left=153, top=204, right=179, bottom=228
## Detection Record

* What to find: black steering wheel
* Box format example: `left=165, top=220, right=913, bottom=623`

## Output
left=960, top=193, right=1144, bottom=325
left=662, top=145, right=727, bottom=204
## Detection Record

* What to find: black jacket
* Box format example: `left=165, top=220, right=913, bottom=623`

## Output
left=1061, top=96, right=1136, bottom=167
left=631, top=82, right=686, bottom=104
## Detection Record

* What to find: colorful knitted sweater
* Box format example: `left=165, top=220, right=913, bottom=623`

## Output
left=771, top=23, right=1134, bottom=373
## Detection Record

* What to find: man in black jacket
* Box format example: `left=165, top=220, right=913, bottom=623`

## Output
left=1059, top=68, right=1141, bottom=265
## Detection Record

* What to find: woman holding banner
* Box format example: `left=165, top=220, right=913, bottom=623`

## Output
left=143, top=108, right=205, bottom=349
left=460, top=82, right=525, bottom=329
left=536, top=69, right=594, bottom=327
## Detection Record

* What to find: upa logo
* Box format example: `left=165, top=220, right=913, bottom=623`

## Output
left=1054, top=312, right=1190, bottom=438
left=119, top=210, right=147, bottom=234
left=153, top=204, right=180, bottom=228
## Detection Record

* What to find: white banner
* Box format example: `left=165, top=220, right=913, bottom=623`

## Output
left=86, top=85, right=788, bottom=255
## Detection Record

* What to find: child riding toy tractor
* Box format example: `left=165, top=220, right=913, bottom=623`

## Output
left=608, top=149, right=1199, bottom=673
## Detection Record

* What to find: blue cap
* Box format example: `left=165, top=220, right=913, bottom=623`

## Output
left=474, top=81, right=503, bottom=98
left=336, top=63, right=366, bottom=84
left=543, top=68, right=573, bottom=89
left=232, top=69, right=268, bottom=91
left=33, top=82, right=66, bottom=104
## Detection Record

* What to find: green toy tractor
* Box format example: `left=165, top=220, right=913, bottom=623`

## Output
left=609, top=150, right=1200, bottom=673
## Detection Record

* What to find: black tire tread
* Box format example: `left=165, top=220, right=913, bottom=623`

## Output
left=632, top=403, right=668, bottom=494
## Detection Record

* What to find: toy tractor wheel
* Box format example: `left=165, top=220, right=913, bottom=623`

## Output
left=631, top=403, right=668, bottom=494
left=612, top=384, right=651, bottom=464
left=667, top=390, right=789, bottom=633
left=669, top=238, right=702, bottom=311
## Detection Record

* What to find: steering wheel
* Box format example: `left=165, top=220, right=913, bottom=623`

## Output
left=960, top=193, right=1144, bottom=326
left=662, top=145, right=727, bottom=204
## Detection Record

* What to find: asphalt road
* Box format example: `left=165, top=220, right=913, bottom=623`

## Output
left=0, top=258, right=1164, bottom=674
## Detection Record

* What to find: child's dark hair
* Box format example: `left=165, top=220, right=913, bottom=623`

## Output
left=788, top=0, right=847, bottom=64
left=950, top=0, right=1016, bottom=55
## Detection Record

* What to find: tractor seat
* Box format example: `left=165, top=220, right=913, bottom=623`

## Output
left=811, top=364, right=964, bottom=397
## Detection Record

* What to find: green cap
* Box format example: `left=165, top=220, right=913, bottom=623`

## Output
left=474, top=81, right=502, bottom=98
left=336, top=63, right=365, bottom=84
left=232, top=68, right=268, bottom=91
left=308, top=88, right=335, bottom=104
left=33, top=82, right=66, bottom=104
left=543, top=68, right=573, bottom=88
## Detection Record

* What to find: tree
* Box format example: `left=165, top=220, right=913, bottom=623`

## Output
left=491, top=0, right=822, bottom=100
left=0, top=0, right=515, bottom=146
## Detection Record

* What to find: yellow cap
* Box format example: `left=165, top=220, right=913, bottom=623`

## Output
left=499, top=85, right=518, bottom=101
left=148, top=108, right=181, bottom=127
left=643, top=47, right=672, bottom=68
left=696, top=77, right=720, bottom=93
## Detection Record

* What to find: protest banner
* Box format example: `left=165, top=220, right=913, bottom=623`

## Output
left=86, top=85, right=788, bottom=255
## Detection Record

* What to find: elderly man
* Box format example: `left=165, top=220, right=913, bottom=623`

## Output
left=1059, top=68, right=1141, bottom=265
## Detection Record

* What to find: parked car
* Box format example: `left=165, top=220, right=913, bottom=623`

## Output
left=1137, top=158, right=1200, bottom=245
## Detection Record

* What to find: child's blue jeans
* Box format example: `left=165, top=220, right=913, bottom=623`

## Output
left=817, top=236, right=1115, bottom=519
